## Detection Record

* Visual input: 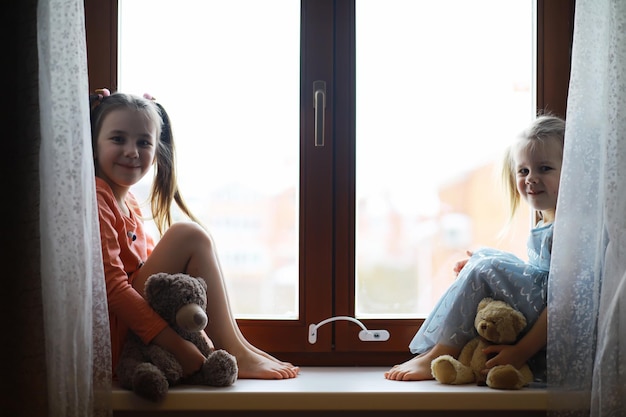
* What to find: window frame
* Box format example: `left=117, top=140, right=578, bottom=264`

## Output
left=84, top=0, right=573, bottom=366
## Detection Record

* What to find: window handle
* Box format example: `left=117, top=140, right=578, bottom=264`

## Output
left=313, top=80, right=326, bottom=147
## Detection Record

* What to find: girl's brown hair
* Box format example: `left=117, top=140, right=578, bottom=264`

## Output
left=90, top=92, right=201, bottom=235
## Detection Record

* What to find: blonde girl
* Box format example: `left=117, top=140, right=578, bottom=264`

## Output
left=385, top=115, right=565, bottom=382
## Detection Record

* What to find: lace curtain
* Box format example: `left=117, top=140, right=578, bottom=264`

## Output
left=38, top=0, right=111, bottom=416
left=548, top=0, right=626, bottom=416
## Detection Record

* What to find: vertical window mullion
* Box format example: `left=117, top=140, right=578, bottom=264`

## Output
left=300, top=0, right=336, bottom=352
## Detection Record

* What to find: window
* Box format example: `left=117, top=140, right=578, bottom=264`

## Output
left=118, top=0, right=301, bottom=320
left=85, top=0, right=573, bottom=366
left=354, top=0, right=535, bottom=319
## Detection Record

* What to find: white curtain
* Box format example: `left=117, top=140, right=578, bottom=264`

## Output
left=548, top=0, right=626, bottom=416
left=37, top=0, right=111, bottom=416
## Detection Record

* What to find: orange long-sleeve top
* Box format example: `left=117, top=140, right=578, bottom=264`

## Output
left=95, top=177, right=168, bottom=373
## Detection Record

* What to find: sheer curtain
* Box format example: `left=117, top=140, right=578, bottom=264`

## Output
left=548, top=0, right=626, bottom=416
left=4, top=0, right=109, bottom=416
left=38, top=0, right=111, bottom=416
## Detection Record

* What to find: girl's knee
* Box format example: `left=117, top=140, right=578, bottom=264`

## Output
left=469, top=255, right=498, bottom=269
left=167, top=222, right=215, bottom=249
left=465, top=256, right=515, bottom=281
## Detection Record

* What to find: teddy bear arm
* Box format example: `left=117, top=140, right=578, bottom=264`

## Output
left=468, top=339, right=492, bottom=385
left=457, top=338, right=479, bottom=365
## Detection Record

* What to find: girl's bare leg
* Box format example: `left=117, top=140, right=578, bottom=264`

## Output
left=133, top=222, right=299, bottom=379
left=384, top=344, right=460, bottom=381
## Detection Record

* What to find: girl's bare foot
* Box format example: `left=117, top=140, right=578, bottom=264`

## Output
left=236, top=331, right=298, bottom=370
left=236, top=349, right=299, bottom=379
left=385, top=345, right=459, bottom=381
left=256, top=349, right=297, bottom=370
left=384, top=354, right=435, bottom=381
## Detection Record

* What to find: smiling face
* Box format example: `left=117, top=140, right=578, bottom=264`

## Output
left=513, top=136, right=563, bottom=224
left=94, top=108, right=157, bottom=204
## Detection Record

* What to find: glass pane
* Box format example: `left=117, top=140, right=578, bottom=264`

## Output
left=355, top=0, right=536, bottom=318
left=118, top=0, right=301, bottom=319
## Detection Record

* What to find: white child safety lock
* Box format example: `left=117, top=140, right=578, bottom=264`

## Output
left=308, top=316, right=390, bottom=344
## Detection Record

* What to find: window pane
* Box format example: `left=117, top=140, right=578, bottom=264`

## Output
left=355, top=0, right=536, bottom=318
left=118, top=0, right=301, bottom=319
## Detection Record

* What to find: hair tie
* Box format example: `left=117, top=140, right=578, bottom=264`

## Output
left=143, top=93, right=156, bottom=101
left=96, top=88, right=111, bottom=97
left=89, top=88, right=111, bottom=112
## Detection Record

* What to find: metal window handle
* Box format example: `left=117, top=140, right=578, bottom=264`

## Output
left=313, top=80, right=326, bottom=147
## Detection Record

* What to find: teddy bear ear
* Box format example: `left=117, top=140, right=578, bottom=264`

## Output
left=194, top=276, right=207, bottom=291
left=144, top=273, right=171, bottom=299
left=477, top=297, right=494, bottom=312
left=511, top=309, right=528, bottom=333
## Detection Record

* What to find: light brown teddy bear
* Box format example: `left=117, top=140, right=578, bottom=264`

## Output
left=430, top=297, right=534, bottom=390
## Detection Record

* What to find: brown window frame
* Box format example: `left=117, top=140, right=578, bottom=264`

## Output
left=85, top=0, right=573, bottom=366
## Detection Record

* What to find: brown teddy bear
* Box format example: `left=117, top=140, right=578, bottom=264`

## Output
left=430, top=297, right=534, bottom=390
left=116, top=272, right=238, bottom=402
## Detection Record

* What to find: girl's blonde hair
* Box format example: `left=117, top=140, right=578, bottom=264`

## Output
left=90, top=92, right=201, bottom=235
left=501, top=114, right=566, bottom=224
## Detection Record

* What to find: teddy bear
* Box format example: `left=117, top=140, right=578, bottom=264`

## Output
left=430, top=297, right=534, bottom=390
left=116, top=272, right=238, bottom=402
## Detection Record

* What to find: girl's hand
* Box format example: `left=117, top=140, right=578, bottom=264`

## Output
left=177, top=339, right=207, bottom=377
left=481, top=344, right=528, bottom=375
left=453, top=250, right=473, bottom=276
left=153, top=326, right=206, bottom=377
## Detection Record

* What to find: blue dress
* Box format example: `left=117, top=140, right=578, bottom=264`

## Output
left=409, top=222, right=552, bottom=355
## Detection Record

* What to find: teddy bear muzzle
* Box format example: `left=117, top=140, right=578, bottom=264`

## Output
left=175, top=303, right=209, bottom=332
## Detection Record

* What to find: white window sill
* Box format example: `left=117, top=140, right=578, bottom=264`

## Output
left=111, top=367, right=547, bottom=412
